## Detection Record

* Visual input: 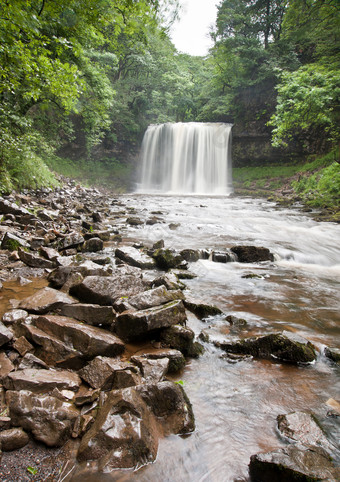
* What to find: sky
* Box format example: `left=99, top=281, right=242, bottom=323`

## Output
left=170, top=0, right=218, bottom=56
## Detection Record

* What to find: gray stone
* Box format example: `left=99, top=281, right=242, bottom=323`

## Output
left=160, top=324, right=204, bottom=357
left=1, top=232, right=29, bottom=250
left=115, top=300, right=187, bottom=342
left=40, top=246, right=60, bottom=261
left=70, top=271, right=146, bottom=306
left=212, top=251, right=232, bottom=263
left=6, top=390, right=79, bottom=447
left=30, top=237, right=46, bottom=251
left=184, top=295, right=223, bottom=319
left=152, top=272, right=186, bottom=290
left=131, top=356, right=169, bottom=382
left=0, top=199, right=30, bottom=217
left=59, top=303, right=116, bottom=327
left=115, top=246, right=156, bottom=269
left=4, top=368, right=81, bottom=392
left=18, top=287, right=76, bottom=314
left=18, top=353, right=49, bottom=370
left=58, top=233, right=85, bottom=251
left=34, top=315, right=125, bottom=359
left=249, top=445, right=340, bottom=481
left=18, top=249, right=54, bottom=269
left=136, top=349, right=186, bottom=373
left=127, top=286, right=184, bottom=311
left=82, top=237, right=104, bottom=252
left=0, top=428, right=30, bottom=451
left=180, top=249, right=201, bottom=262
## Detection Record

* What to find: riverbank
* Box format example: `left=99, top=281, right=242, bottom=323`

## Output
left=0, top=182, right=339, bottom=481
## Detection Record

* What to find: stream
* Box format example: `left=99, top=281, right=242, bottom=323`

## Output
left=65, top=194, right=340, bottom=481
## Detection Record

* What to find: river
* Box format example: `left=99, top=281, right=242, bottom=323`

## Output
left=63, top=194, right=340, bottom=481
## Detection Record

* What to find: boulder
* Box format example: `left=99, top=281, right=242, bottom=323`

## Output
left=325, top=346, right=340, bottom=363
left=180, top=249, right=201, bottom=262
left=152, top=272, right=186, bottom=290
left=212, top=251, right=233, bottom=263
left=0, top=428, right=30, bottom=451
left=6, top=390, right=79, bottom=447
left=82, top=237, right=104, bottom=252
left=115, top=246, right=156, bottom=269
left=230, top=245, right=274, bottom=263
left=48, top=263, right=110, bottom=288
left=152, top=248, right=185, bottom=270
left=2, top=309, right=29, bottom=326
left=40, top=246, right=60, bottom=261
left=127, top=286, right=184, bottom=311
left=18, top=287, right=76, bottom=314
left=77, top=387, right=158, bottom=470
left=136, top=349, right=186, bottom=373
left=160, top=324, right=204, bottom=357
left=130, top=356, right=169, bottom=383
left=3, top=368, right=81, bottom=393
left=249, top=445, right=340, bottom=482
left=137, top=381, right=195, bottom=435
left=183, top=295, right=223, bottom=319
left=218, top=332, right=316, bottom=364
left=59, top=303, right=116, bottom=328
left=34, top=315, right=125, bottom=359
left=115, top=300, right=187, bottom=342
left=78, top=357, right=141, bottom=390
left=18, top=249, right=54, bottom=269
left=0, top=322, right=14, bottom=347
left=57, top=233, right=85, bottom=251
left=277, top=412, right=334, bottom=453
left=1, top=232, right=30, bottom=250
left=126, top=217, right=144, bottom=226
left=70, top=271, right=146, bottom=306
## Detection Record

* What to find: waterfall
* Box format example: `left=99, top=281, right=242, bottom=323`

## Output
left=137, top=122, right=233, bottom=194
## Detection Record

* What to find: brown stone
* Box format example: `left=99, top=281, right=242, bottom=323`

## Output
left=0, top=353, right=15, bottom=379
left=3, top=368, right=81, bottom=393
left=59, top=303, right=116, bottom=327
left=13, top=336, right=34, bottom=356
left=0, top=427, right=29, bottom=451
left=19, top=287, right=76, bottom=314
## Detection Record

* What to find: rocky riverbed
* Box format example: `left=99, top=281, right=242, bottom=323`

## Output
left=0, top=180, right=339, bottom=481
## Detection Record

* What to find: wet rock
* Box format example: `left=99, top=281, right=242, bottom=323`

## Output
left=133, top=349, right=186, bottom=373
left=78, top=357, right=141, bottom=390
left=127, top=217, right=144, bottom=226
left=84, top=230, right=110, bottom=242
left=0, top=428, right=30, bottom=451
left=59, top=303, right=116, bottom=328
left=172, top=269, right=197, bottom=279
left=127, top=286, right=184, bottom=311
left=169, top=223, right=180, bottom=230
left=137, top=381, right=195, bottom=435
left=152, top=239, right=164, bottom=250
left=74, top=387, right=100, bottom=407
left=115, top=300, right=187, bottom=342
left=22, top=323, right=84, bottom=368
left=0, top=353, right=15, bottom=378
left=12, top=336, right=34, bottom=356
left=57, top=233, right=85, bottom=251
left=212, top=251, right=232, bottom=263
left=4, top=368, right=81, bottom=393
left=82, top=237, right=104, bottom=252
left=77, top=387, right=158, bottom=470
left=249, top=445, right=340, bottom=482
left=152, top=272, right=186, bottom=290
left=324, top=346, right=340, bottom=363
left=115, top=246, right=156, bottom=270
left=180, top=249, right=201, bottom=262
left=225, top=315, right=248, bottom=327
left=277, top=412, right=334, bottom=453
left=6, top=390, right=79, bottom=447
left=160, top=324, right=203, bottom=357
left=40, top=246, right=60, bottom=262
left=184, top=295, right=223, bottom=319
left=1, top=232, right=30, bottom=251
left=70, top=271, right=146, bottom=306
left=18, top=353, right=49, bottom=370
left=0, top=416, right=11, bottom=430
left=152, top=249, right=185, bottom=270
left=34, top=315, right=125, bottom=359
left=130, top=356, right=169, bottom=382
left=18, top=287, right=76, bottom=314
left=220, top=353, right=253, bottom=363
left=18, top=249, right=54, bottom=269
left=0, top=323, right=13, bottom=347
left=230, top=245, right=274, bottom=263
left=0, top=199, right=30, bottom=217
left=218, top=332, right=316, bottom=364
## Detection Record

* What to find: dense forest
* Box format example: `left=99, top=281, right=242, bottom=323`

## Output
left=0, top=0, right=339, bottom=204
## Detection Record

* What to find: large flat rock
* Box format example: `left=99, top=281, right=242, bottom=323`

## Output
left=115, top=246, right=156, bottom=269
left=4, top=368, right=81, bottom=392
left=59, top=303, right=116, bottom=327
left=70, top=271, right=146, bottom=305
left=19, top=287, right=76, bottom=314
left=34, top=315, right=125, bottom=358
left=127, top=286, right=184, bottom=311
left=115, top=300, right=187, bottom=342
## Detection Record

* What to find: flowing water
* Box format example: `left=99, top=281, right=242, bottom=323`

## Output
left=63, top=194, right=340, bottom=482
left=137, top=123, right=233, bottom=195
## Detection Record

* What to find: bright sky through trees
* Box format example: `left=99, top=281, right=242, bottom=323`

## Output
left=170, top=0, right=218, bottom=56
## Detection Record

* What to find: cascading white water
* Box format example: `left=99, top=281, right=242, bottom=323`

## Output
left=137, top=122, right=233, bottom=194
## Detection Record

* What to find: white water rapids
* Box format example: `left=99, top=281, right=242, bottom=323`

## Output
left=137, top=123, right=233, bottom=195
